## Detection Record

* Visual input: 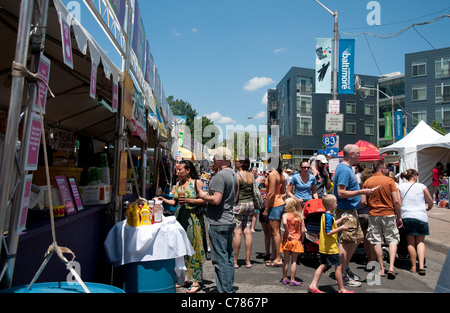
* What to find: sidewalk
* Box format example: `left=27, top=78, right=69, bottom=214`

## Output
left=426, top=204, right=450, bottom=254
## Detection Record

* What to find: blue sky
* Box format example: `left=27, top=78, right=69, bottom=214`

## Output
left=62, top=0, right=450, bottom=128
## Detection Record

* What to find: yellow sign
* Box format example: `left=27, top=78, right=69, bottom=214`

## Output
left=123, top=72, right=133, bottom=120
left=282, top=154, right=293, bottom=160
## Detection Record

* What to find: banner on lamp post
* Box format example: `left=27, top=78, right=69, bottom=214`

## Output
left=394, top=110, right=403, bottom=140
left=338, top=39, right=355, bottom=95
left=315, top=38, right=332, bottom=94
left=384, top=112, right=393, bottom=140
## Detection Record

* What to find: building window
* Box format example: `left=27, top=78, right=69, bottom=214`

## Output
left=412, top=61, right=426, bottom=77
left=412, top=84, right=426, bottom=101
left=436, top=82, right=450, bottom=103
left=297, top=96, right=312, bottom=114
left=364, top=103, right=374, bottom=115
left=435, top=57, right=450, bottom=79
left=412, top=110, right=427, bottom=126
left=364, top=123, right=374, bottom=135
left=296, top=77, right=312, bottom=94
left=435, top=108, right=450, bottom=127
left=346, top=121, right=356, bottom=134
left=364, top=84, right=375, bottom=97
left=346, top=100, right=356, bottom=114
left=297, top=116, right=312, bottom=135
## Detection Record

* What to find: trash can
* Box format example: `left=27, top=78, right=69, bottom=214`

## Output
left=0, top=282, right=125, bottom=293
left=122, top=259, right=176, bottom=293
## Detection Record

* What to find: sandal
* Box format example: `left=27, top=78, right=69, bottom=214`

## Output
left=176, top=281, right=191, bottom=288
left=308, top=286, right=324, bottom=293
left=418, top=269, right=426, bottom=276
left=387, top=270, right=396, bottom=280
left=338, top=289, right=355, bottom=293
left=186, top=284, right=201, bottom=293
left=265, top=260, right=283, bottom=267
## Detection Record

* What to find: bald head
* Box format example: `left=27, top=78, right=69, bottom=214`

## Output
left=343, top=144, right=360, bottom=164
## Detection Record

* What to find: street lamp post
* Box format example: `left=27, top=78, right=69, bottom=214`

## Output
left=314, top=0, right=338, bottom=100
left=355, top=76, right=396, bottom=145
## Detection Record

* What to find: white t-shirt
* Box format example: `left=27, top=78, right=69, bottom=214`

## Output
left=398, top=182, right=428, bottom=223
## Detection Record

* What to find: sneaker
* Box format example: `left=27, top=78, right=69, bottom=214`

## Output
left=343, top=274, right=362, bottom=287
left=346, top=268, right=361, bottom=281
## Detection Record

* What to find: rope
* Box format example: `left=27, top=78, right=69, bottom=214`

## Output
left=22, top=62, right=90, bottom=293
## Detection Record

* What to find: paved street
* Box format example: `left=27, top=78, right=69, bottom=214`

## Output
left=178, top=205, right=450, bottom=294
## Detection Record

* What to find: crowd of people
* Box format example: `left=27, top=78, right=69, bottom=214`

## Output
left=163, top=144, right=436, bottom=293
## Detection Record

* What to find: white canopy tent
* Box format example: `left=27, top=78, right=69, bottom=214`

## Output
left=416, top=132, right=450, bottom=188
left=379, top=121, right=444, bottom=180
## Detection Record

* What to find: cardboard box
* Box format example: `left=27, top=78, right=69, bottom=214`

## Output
left=79, top=184, right=112, bottom=205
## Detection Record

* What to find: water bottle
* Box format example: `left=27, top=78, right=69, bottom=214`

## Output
left=154, top=200, right=163, bottom=223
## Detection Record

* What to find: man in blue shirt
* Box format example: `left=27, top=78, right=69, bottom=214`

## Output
left=333, top=144, right=375, bottom=287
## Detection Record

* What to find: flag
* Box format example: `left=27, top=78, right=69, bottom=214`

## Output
left=315, top=38, right=332, bottom=94
left=384, top=112, right=392, bottom=140
left=338, top=39, right=355, bottom=94
left=394, top=110, right=403, bottom=140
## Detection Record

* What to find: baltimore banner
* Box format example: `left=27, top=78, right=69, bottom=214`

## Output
left=338, top=39, right=355, bottom=95
left=315, top=38, right=332, bottom=94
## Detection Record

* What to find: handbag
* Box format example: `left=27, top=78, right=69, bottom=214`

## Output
left=194, top=179, right=207, bottom=216
left=252, top=177, right=264, bottom=211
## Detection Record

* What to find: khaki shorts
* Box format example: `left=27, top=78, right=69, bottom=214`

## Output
left=335, top=209, right=364, bottom=243
left=366, top=215, right=400, bottom=245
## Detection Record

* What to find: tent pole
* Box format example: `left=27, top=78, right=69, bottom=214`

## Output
left=1, top=0, right=50, bottom=289
left=0, top=0, right=35, bottom=287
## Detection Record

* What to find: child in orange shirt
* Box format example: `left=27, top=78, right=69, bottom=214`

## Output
left=280, top=198, right=305, bottom=286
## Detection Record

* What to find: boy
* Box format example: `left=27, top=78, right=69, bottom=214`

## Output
left=308, top=194, right=353, bottom=293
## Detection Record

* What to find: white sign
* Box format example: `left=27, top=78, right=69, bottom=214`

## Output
left=325, top=114, right=344, bottom=132
left=328, top=100, right=340, bottom=114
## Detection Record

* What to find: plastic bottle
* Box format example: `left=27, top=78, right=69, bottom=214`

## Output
left=127, top=202, right=140, bottom=227
left=153, top=200, right=163, bottom=223
left=140, top=202, right=151, bottom=226
left=147, top=200, right=155, bottom=224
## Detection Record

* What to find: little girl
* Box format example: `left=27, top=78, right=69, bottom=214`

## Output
left=280, top=198, right=305, bottom=286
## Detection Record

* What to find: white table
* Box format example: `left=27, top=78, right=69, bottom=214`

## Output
left=104, top=216, right=194, bottom=284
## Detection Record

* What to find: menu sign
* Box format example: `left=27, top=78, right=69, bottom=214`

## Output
left=68, top=177, right=84, bottom=211
left=55, top=176, right=77, bottom=215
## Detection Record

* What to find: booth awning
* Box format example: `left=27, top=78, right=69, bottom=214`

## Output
left=337, top=140, right=384, bottom=162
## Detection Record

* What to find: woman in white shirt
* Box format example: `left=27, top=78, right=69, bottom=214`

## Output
left=398, top=169, right=433, bottom=275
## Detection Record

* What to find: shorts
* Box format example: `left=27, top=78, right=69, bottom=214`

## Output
left=268, top=205, right=285, bottom=220
left=358, top=214, right=369, bottom=231
left=320, top=253, right=341, bottom=266
left=233, top=202, right=254, bottom=229
left=366, top=215, right=400, bottom=245
left=335, top=209, right=364, bottom=243
left=402, top=218, right=429, bottom=236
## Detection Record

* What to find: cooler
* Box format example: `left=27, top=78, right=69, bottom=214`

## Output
left=122, top=259, right=176, bottom=293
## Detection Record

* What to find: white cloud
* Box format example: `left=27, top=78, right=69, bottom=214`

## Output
left=274, top=47, right=288, bottom=54
left=243, top=77, right=276, bottom=92
left=206, top=112, right=237, bottom=124
left=254, top=111, right=266, bottom=120
left=261, top=91, right=268, bottom=105
left=172, top=27, right=181, bottom=37
left=191, top=28, right=198, bottom=33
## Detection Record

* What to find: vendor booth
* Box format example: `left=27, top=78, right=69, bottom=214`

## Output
left=379, top=121, right=443, bottom=175
left=0, top=0, right=190, bottom=293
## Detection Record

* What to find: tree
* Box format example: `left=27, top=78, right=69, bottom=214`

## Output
left=430, top=120, right=446, bottom=135
left=167, top=96, right=220, bottom=146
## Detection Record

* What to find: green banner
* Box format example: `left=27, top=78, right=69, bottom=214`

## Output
left=384, top=112, right=392, bottom=140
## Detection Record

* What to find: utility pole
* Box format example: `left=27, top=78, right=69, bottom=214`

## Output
left=314, top=0, right=338, bottom=100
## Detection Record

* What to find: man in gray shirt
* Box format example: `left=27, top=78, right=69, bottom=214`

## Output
left=199, top=147, right=238, bottom=293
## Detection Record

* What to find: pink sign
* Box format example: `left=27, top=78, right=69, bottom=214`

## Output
left=112, top=80, right=119, bottom=112
left=24, top=112, right=42, bottom=171
left=90, top=61, right=98, bottom=99
left=18, top=175, right=33, bottom=232
left=68, top=177, right=84, bottom=211
left=61, top=18, right=73, bottom=69
left=55, top=176, right=77, bottom=216
left=33, top=54, right=51, bottom=114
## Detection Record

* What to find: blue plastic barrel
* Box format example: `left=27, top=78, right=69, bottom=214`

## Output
left=0, top=282, right=125, bottom=293
left=122, top=259, right=176, bottom=293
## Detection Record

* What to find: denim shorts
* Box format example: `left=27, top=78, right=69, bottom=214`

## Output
left=268, top=205, right=285, bottom=220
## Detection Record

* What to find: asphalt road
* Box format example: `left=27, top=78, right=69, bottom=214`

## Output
left=178, top=211, right=449, bottom=294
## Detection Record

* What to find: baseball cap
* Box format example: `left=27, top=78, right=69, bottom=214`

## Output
left=316, top=154, right=328, bottom=164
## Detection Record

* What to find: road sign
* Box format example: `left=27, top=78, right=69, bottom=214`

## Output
left=323, top=133, right=337, bottom=147
left=328, top=100, right=340, bottom=114
left=326, top=147, right=339, bottom=156
left=325, top=113, right=344, bottom=132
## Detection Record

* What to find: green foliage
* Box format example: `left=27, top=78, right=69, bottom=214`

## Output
left=430, top=120, right=447, bottom=135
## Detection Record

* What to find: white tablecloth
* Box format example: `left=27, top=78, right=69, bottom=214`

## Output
left=104, top=216, right=194, bottom=283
